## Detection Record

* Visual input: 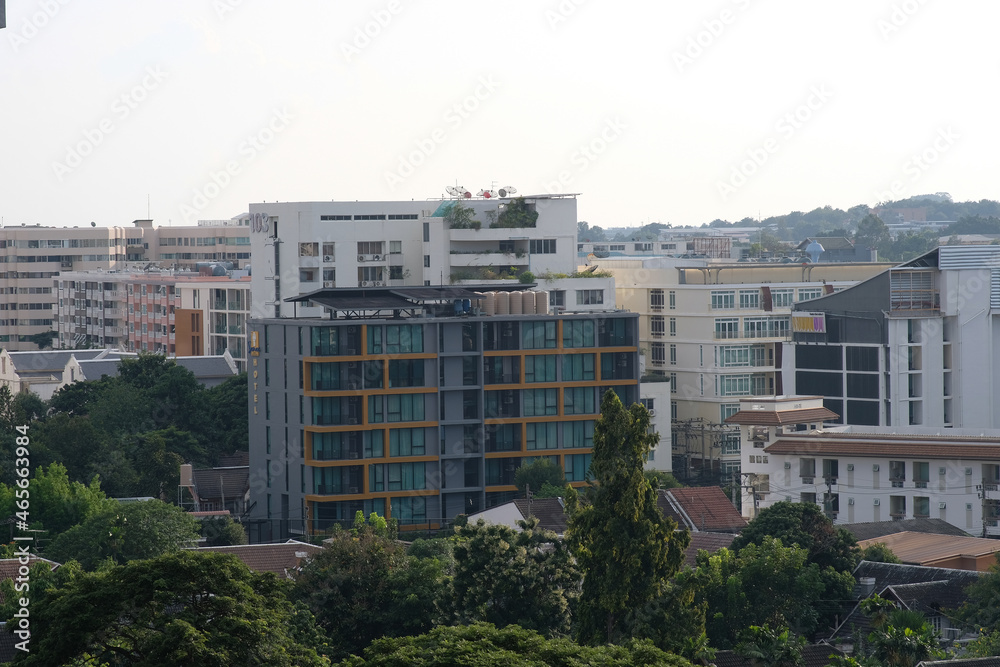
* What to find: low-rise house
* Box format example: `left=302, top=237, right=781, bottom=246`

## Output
left=193, top=539, right=322, bottom=578
left=857, top=532, right=1000, bottom=572
left=180, top=453, right=250, bottom=516
left=657, top=486, right=747, bottom=534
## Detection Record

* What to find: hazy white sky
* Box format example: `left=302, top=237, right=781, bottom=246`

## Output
left=1, top=1, right=996, bottom=229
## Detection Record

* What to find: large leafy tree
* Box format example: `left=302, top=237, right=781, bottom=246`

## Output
left=513, top=458, right=565, bottom=498
left=450, top=517, right=580, bottom=636
left=697, top=538, right=855, bottom=648
left=44, top=498, right=199, bottom=569
left=0, top=463, right=110, bottom=536
left=854, top=213, right=891, bottom=252
left=336, top=623, right=693, bottom=667
left=292, top=519, right=444, bottom=659
left=734, top=624, right=805, bottom=667
left=567, top=389, right=689, bottom=644
left=731, top=500, right=859, bottom=572
left=17, top=551, right=329, bottom=666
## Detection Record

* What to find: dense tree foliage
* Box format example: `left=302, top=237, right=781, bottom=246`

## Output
left=0, top=463, right=109, bottom=536
left=697, top=538, right=855, bottom=648
left=734, top=624, right=806, bottom=667
left=292, top=517, right=444, bottom=659
left=45, top=498, right=200, bottom=569
left=731, top=501, right=859, bottom=573
left=17, top=551, right=330, bottom=666
left=567, top=390, right=689, bottom=644
left=513, top=458, right=565, bottom=497
left=335, top=623, right=694, bottom=667
left=451, top=518, right=580, bottom=635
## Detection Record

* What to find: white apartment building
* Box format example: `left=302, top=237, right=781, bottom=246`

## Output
left=604, top=257, right=891, bottom=482
left=247, top=195, right=579, bottom=320
left=731, top=395, right=1000, bottom=537
left=0, top=219, right=252, bottom=351
left=54, top=268, right=251, bottom=372
left=790, top=245, right=1000, bottom=430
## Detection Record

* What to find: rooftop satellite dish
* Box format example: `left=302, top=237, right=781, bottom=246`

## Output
left=478, top=189, right=497, bottom=199
left=498, top=186, right=517, bottom=197
left=91, top=221, right=96, bottom=227
left=445, top=186, right=460, bottom=197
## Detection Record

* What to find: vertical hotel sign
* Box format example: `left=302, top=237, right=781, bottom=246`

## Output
left=249, top=330, right=261, bottom=414
left=791, top=312, right=826, bottom=333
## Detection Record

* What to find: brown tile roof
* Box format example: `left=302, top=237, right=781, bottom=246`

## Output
left=765, top=436, right=1000, bottom=460
left=919, top=659, right=1000, bottom=667
left=857, top=532, right=1000, bottom=567
left=684, top=531, right=736, bottom=567
left=0, top=556, right=60, bottom=581
left=513, top=498, right=568, bottom=534
left=843, top=518, right=972, bottom=541
left=725, top=407, right=839, bottom=426
left=714, top=644, right=844, bottom=667
left=193, top=540, right=322, bottom=577
left=658, top=487, right=747, bottom=533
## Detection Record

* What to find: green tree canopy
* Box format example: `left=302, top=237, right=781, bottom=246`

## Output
left=513, top=458, right=565, bottom=498
left=292, top=520, right=443, bottom=659
left=450, top=517, right=580, bottom=636
left=0, top=463, right=110, bottom=536
left=734, top=624, right=805, bottom=667
left=44, top=499, right=200, bottom=569
left=731, top=500, right=859, bottom=572
left=567, top=389, right=689, bottom=644
left=860, top=542, right=901, bottom=564
left=336, top=623, right=694, bottom=667
left=18, top=551, right=329, bottom=666
left=854, top=213, right=891, bottom=252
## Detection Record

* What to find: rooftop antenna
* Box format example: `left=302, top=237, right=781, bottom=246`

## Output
left=147, top=194, right=150, bottom=220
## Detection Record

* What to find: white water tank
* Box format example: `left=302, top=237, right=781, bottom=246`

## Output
left=509, top=290, right=523, bottom=315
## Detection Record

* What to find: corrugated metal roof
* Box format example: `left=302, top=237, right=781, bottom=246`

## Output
left=858, top=531, right=1000, bottom=565
left=939, top=245, right=1000, bottom=270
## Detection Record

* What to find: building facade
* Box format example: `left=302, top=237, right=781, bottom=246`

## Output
left=789, top=245, right=1000, bottom=429
left=247, top=195, right=579, bottom=321
left=605, top=257, right=891, bottom=482
left=246, top=291, right=639, bottom=542
left=732, top=396, right=1000, bottom=537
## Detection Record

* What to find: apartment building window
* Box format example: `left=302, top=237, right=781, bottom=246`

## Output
left=299, top=268, right=317, bottom=283
left=389, top=428, right=425, bottom=456
left=564, top=386, right=596, bottom=415
left=800, top=458, right=816, bottom=480
left=322, top=268, right=336, bottom=286
left=423, top=255, right=431, bottom=268
left=798, top=287, right=823, bottom=302
left=889, top=461, right=905, bottom=487
left=322, top=242, right=335, bottom=259
left=651, top=316, right=665, bottom=337
left=719, top=374, right=751, bottom=397
left=557, top=317, right=590, bottom=346
left=913, top=461, right=930, bottom=488
left=889, top=495, right=906, bottom=518
left=669, top=344, right=677, bottom=365
left=423, top=222, right=430, bottom=242
left=299, top=243, right=318, bottom=257
left=711, top=290, right=735, bottom=309
left=669, top=291, right=676, bottom=309
left=715, top=318, right=739, bottom=340
left=650, top=342, right=665, bottom=365
left=549, top=290, right=565, bottom=308
left=388, top=462, right=426, bottom=491
left=563, top=353, right=595, bottom=381
left=524, top=355, right=557, bottom=383
left=739, top=290, right=760, bottom=309
left=389, top=241, right=402, bottom=254
left=669, top=318, right=676, bottom=336
left=771, top=288, right=794, bottom=307
left=913, top=496, right=930, bottom=518
left=721, top=404, right=739, bottom=421
left=522, top=321, right=557, bottom=349
left=529, top=239, right=557, bottom=254
left=565, top=453, right=593, bottom=481
left=650, top=289, right=664, bottom=311
left=721, top=432, right=740, bottom=455
left=526, top=422, right=558, bottom=450
left=523, top=388, right=558, bottom=416
left=670, top=373, right=677, bottom=393
left=576, top=289, right=604, bottom=305
left=823, top=459, right=839, bottom=482
left=718, top=344, right=767, bottom=368
left=386, top=394, right=425, bottom=422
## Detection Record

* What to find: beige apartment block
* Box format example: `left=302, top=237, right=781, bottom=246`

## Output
left=604, top=257, right=891, bottom=482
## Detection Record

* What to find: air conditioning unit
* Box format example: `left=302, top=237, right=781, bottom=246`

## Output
left=783, top=462, right=791, bottom=469
left=848, top=497, right=855, bottom=505
left=374, top=281, right=385, bottom=287
left=939, top=501, right=947, bottom=509
left=323, top=255, right=334, bottom=262
left=372, top=254, right=381, bottom=261
left=847, top=463, right=855, bottom=471
left=647, top=409, right=655, bottom=417
left=361, top=281, right=371, bottom=287
left=323, top=281, right=335, bottom=288
left=873, top=498, right=880, bottom=506
left=358, top=255, right=366, bottom=262
left=348, top=487, right=359, bottom=494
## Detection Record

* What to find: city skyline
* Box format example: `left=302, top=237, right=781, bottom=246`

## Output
left=2, top=1, right=995, bottom=230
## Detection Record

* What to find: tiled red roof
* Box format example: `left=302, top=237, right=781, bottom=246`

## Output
left=725, top=407, right=839, bottom=426
left=193, top=540, right=322, bottom=577
left=0, top=556, right=60, bottom=581
left=684, top=531, right=736, bottom=567
left=658, top=487, right=747, bottom=533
